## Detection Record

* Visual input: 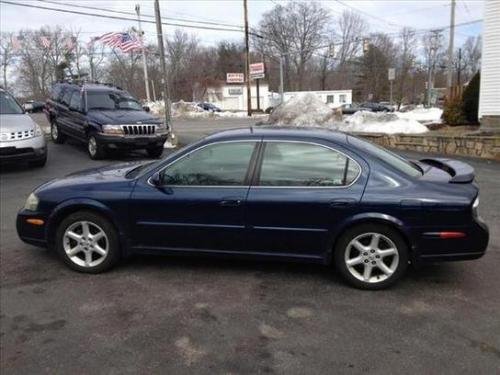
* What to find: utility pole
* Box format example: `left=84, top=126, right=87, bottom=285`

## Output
left=151, top=79, right=157, bottom=101
left=279, top=55, right=284, bottom=104
left=446, top=0, right=456, bottom=92
left=135, top=4, right=151, bottom=102
left=457, top=47, right=462, bottom=87
left=154, top=0, right=172, bottom=135
left=243, top=0, right=252, bottom=116
left=427, top=30, right=439, bottom=107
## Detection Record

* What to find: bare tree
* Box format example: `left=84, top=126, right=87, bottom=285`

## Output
left=462, top=35, right=481, bottom=81
left=396, top=27, right=417, bottom=108
left=336, top=11, right=366, bottom=66
left=257, top=1, right=330, bottom=90
left=0, top=32, right=15, bottom=89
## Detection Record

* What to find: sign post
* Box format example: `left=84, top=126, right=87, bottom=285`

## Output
left=388, top=68, right=395, bottom=106
left=250, top=62, right=265, bottom=111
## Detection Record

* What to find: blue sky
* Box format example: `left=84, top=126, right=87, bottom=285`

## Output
left=0, top=0, right=484, bottom=48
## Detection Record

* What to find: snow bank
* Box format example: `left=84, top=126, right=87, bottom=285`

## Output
left=266, top=93, right=339, bottom=126
left=395, top=106, right=442, bottom=124
left=146, top=100, right=267, bottom=119
left=343, top=111, right=428, bottom=134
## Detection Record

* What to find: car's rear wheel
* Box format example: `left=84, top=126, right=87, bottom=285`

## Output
left=146, top=145, right=163, bottom=158
left=334, top=224, right=409, bottom=290
left=55, top=211, right=120, bottom=273
left=87, top=135, right=106, bottom=160
left=51, top=120, right=66, bottom=144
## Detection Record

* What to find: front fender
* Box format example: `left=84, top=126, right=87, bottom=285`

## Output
left=46, top=198, right=129, bottom=252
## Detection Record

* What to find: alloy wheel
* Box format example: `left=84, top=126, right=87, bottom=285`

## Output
left=63, top=220, right=109, bottom=267
left=51, top=123, right=58, bottom=139
left=344, top=232, right=399, bottom=284
left=88, top=136, right=97, bottom=157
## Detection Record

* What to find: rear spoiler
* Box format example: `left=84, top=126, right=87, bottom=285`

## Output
left=419, top=158, right=475, bottom=183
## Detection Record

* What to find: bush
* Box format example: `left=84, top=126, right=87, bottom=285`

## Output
left=462, top=72, right=480, bottom=124
left=442, top=96, right=466, bottom=125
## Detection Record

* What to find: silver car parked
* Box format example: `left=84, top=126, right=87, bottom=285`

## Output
left=0, top=88, right=47, bottom=167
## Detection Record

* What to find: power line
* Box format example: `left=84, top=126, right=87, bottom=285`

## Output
left=0, top=0, right=257, bottom=35
left=37, top=0, right=245, bottom=30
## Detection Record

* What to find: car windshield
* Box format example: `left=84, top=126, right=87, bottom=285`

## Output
left=86, top=91, right=142, bottom=111
left=348, top=135, right=422, bottom=177
left=0, top=91, right=24, bottom=114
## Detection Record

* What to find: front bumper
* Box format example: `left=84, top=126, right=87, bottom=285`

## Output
left=95, top=133, right=168, bottom=150
left=0, top=136, right=47, bottom=163
left=17, top=209, right=49, bottom=248
left=415, top=217, right=489, bottom=262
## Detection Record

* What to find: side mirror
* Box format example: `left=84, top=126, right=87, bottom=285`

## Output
left=143, top=105, right=150, bottom=112
left=149, top=171, right=161, bottom=186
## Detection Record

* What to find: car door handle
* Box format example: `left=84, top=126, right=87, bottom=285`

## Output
left=329, top=198, right=357, bottom=208
left=219, top=198, right=242, bottom=207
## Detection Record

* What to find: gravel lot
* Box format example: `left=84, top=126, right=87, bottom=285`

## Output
left=1, top=114, right=499, bottom=374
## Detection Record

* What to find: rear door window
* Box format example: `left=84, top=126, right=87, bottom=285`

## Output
left=258, top=142, right=360, bottom=187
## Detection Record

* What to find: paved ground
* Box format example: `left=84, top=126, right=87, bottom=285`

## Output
left=1, top=115, right=499, bottom=374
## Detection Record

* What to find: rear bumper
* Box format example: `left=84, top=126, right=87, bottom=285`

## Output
left=16, top=209, right=49, bottom=248
left=95, top=133, right=168, bottom=150
left=415, top=217, right=489, bottom=262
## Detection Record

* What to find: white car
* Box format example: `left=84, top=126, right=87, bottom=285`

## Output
left=0, top=88, right=47, bottom=167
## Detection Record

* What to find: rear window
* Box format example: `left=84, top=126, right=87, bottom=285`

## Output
left=348, top=135, right=422, bottom=177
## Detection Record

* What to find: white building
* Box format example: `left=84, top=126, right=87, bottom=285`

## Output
left=269, top=90, right=352, bottom=109
left=205, top=82, right=270, bottom=111
left=479, top=0, right=500, bottom=130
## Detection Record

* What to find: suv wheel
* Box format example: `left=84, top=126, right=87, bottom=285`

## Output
left=147, top=146, right=163, bottom=158
left=51, top=121, right=66, bottom=144
left=55, top=211, right=120, bottom=273
left=87, top=135, right=106, bottom=160
left=334, top=224, right=409, bottom=290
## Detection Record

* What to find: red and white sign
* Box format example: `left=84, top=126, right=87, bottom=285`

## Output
left=250, top=62, right=265, bottom=75
left=226, top=73, right=245, bottom=83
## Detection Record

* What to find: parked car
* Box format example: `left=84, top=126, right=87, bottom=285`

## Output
left=45, top=82, right=169, bottom=159
left=23, top=100, right=45, bottom=113
left=197, top=102, right=222, bottom=112
left=17, top=127, right=489, bottom=289
left=340, top=103, right=362, bottom=115
left=0, top=88, right=47, bottom=167
left=359, top=102, right=394, bottom=112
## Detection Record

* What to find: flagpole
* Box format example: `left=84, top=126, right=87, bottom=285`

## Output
left=135, top=4, right=151, bottom=102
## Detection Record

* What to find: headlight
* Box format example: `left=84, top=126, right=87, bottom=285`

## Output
left=24, top=193, right=39, bottom=211
left=472, top=196, right=479, bottom=216
left=102, top=125, right=124, bottom=135
left=34, top=124, right=43, bottom=137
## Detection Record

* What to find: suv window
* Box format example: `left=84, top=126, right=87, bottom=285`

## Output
left=50, top=85, right=63, bottom=101
left=258, top=142, right=360, bottom=187
left=61, top=89, right=73, bottom=106
left=160, top=142, right=256, bottom=186
left=69, top=91, right=81, bottom=110
left=86, top=91, right=142, bottom=111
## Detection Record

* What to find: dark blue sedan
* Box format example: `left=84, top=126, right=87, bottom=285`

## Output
left=16, top=127, right=489, bottom=289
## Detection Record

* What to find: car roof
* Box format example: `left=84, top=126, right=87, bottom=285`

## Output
left=204, top=126, right=348, bottom=144
left=54, top=82, right=124, bottom=92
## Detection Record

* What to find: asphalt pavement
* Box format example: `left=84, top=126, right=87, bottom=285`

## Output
left=1, top=115, right=499, bottom=374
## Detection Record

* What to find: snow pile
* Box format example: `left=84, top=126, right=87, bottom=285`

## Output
left=343, top=111, right=428, bottom=134
left=266, top=93, right=339, bottom=126
left=146, top=100, right=267, bottom=119
left=396, top=106, right=442, bottom=124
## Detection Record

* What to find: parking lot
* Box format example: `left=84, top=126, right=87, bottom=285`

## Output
left=1, top=115, right=499, bottom=374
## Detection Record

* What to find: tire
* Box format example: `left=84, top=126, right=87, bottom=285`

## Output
left=30, top=155, right=47, bottom=168
left=87, top=135, right=106, bottom=160
left=333, top=223, right=409, bottom=290
left=55, top=210, right=120, bottom=273
left=51, top=120, right=66, bottom=144
left=146, top=146, right=163, bottom=158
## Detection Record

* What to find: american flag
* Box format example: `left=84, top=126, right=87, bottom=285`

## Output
left=40, top=36, right=51, bottom=49
left=91, top=32, right=142, bottom=53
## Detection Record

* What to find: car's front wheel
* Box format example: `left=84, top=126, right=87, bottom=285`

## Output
left=87, top=135, right=106, bottom=160
left=55, top=211, right=120, bottom=273
left=334, top=224, right=409, bottom=290
left=51, top=120, right=66, bottom=144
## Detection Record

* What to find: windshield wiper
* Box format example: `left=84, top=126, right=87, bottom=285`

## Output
left=88, top=107, right=114, bottom=111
